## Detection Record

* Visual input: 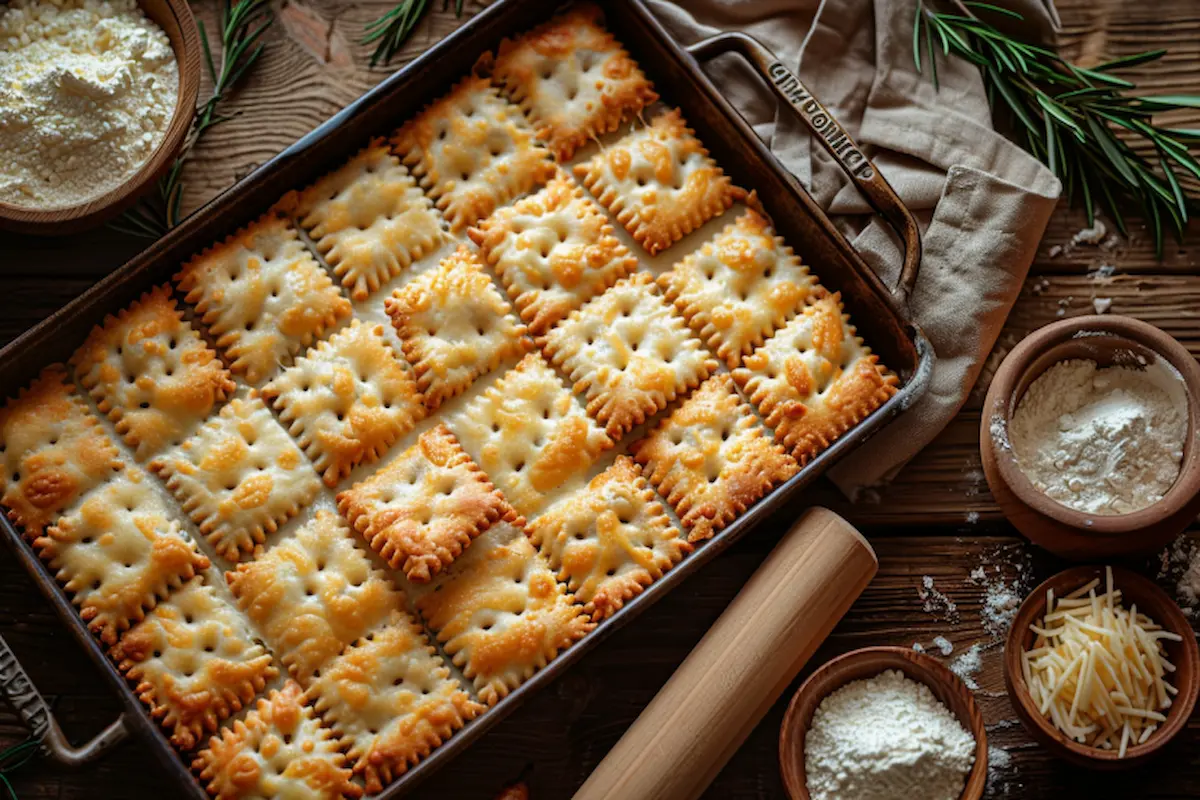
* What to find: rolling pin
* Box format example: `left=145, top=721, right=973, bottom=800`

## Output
left=573, top=506, right=877, bottom=800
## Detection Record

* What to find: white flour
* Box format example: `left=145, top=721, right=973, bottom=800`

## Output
left=0, top=0, right=178, bottom=207
left=1008, top=358, right=1187, bottom=515
left=805, top=669, right=976, bottom=800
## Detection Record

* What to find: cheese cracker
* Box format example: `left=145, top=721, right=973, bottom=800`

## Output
left=574, top=109, right=743, bottom=254
left=630, top=374, right=798, bottom=541
left=733, top=292, right=898, bottom=465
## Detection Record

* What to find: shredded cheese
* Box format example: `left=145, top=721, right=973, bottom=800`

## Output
left=1021, top=567, right=1183, bottom=757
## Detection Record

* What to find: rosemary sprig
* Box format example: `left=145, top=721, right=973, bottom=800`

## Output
left=914, top=0, right=1200, bottom=256
left=113, top=0, right=273, bottom=238
left=364, top=0, right=463, bottom=68
left=0, top=736, right=39, bottom=800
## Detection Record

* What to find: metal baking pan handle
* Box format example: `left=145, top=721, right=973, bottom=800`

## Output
left=0, top=631, right=130, bottom=766
left=687, top=31, right=923, bottom=303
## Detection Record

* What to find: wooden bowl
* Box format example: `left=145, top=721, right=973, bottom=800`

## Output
left=778, top=646, right=988, bottom=800
left=980, top=315, right=1200, bottom=560
left=0, top=0, right=202, bottom=235
left=1004, top=565, right=1200, bottom=769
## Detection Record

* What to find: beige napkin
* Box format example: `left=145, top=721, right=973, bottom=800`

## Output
left=645, top=0, right=1063, bottom=497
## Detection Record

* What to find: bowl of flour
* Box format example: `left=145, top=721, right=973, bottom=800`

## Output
left=0, top=0, right=201, bottom=233
left=981, top=315, right=1200, bottom=560
left=779, top=646, right=988, bottom=800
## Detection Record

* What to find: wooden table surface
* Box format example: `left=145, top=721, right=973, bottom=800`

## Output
left=4, top=0, right=1200, bottom=797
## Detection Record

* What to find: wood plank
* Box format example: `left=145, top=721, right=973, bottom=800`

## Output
left=176, top=0, right=484, bottom=215
left=3, top=0, right=1200, bottom=797
left=0, top=278, right=100, bottom=346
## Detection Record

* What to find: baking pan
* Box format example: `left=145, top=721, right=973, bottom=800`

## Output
left=0, top=0, right=934, bottom=796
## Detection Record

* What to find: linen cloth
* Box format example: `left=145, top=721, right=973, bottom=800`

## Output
left=645, top=0, right=1063, bottom=496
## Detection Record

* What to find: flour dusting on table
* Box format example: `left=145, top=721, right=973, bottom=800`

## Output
left=918, top=575, right=960, bottom=623
left=1161, top=536, right=1200, bottom=618
left=949, top=644, right=983, bottom=690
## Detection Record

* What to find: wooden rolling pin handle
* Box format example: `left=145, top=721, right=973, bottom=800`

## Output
left=573, top=507, right=877, bottom=800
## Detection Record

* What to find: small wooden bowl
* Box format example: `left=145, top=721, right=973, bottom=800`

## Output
left=779, top=646, right=988, bottom=800
left=980, top=315, right=1200, bottom=560
left=1004, top=565, right=1200, bottom=769
left=0, top=0, right=202, bottom=235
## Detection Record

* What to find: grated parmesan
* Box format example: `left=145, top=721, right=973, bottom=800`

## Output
left=0, top=0, right=178, bottom=208
left=1021, top=567, right=1182, bottom=757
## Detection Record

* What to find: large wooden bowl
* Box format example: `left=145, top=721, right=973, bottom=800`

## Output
left=1004, top=565, right=1200, bottom=769
left=980, top=315, right=1200, bottom=560
left=778, top=646, right=988, bottom=800
left=0, top=0, right=201, bottom=235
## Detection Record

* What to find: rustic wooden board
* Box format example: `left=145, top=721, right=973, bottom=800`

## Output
left=4, top=0, right=1200, bottom=797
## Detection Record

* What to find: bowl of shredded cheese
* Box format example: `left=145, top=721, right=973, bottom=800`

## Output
left=0, top=0, right=201, bottom=233
left=1005, top=565, right=1200, bottom=768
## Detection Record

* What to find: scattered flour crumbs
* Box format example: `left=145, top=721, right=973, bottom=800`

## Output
left=917, top=575, right=960, bottom=622
left=914, top=547, right=1031, bottom=679
left=930, top=635, right=954, bottom=656
left=948, top=644, right=983, bottom=690
left=1047, top=217, right=1116, bottom=258
left=969, top=560, right=1025, bottom=640
left=910, top=551, right=1031, bottom=794
left=805, top=670, right=976, bottom=800
left=986, top=746, right=1014, bottom=794
left=1160, top=537, right=1200, bottom=619
left=1045, top=219, right=1121, bottom=315
left=916, top=553, right=1026, bottom=641
left=0, top=0, right=179, bottom=207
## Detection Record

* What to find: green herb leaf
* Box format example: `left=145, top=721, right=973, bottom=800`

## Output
left=1164, top=128, right=1200, bottom=141
left=1098, top=178, right=1128, bottom=236
left=113, top=0, right=274, bottom=237
left=913, top=0, right=1200, bottom=256
left=1158, top=150, right=1188, bottom=225
left=1080, top=161, right=1095, bottom=225
left=1085, top=115, right=1138, bottom=185
left=1147, top=187, right=1165, bottom=257
left=962, top=1, right=1024, bottom=19
left=1037, top=92, right=1084, bottom=138
left=927, top=15, right=940, bottom=89
left=1055, top=87, right=1115, bottom=103
left=912, top=3, right=924, bottom=73
left=990, top=70, right=1037, bottom=133
left=1094, top=49, right=1166, bottom=72
left=363, top=0, right=468, bottom=68
left=1044, top=110, right=1058, bottom=174
left=1070, top=65, right=1135, bottom=89
left=1135, top=95, right=1200, bottom=110
left=0, top=736, right=39, bottom=800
